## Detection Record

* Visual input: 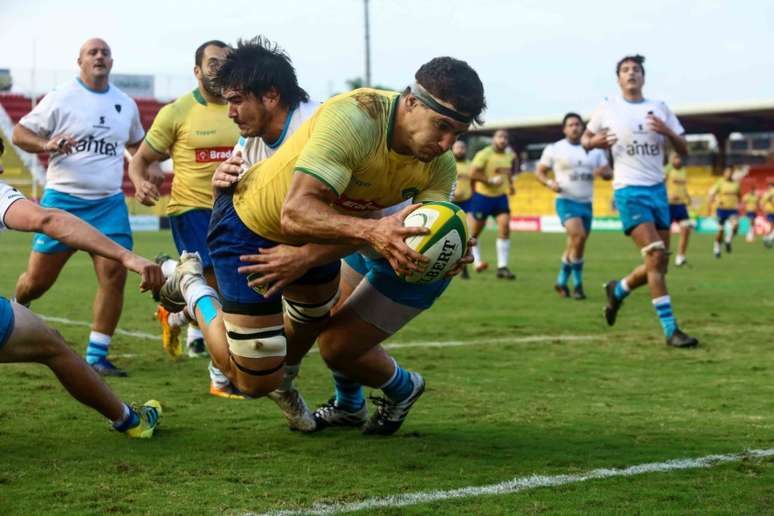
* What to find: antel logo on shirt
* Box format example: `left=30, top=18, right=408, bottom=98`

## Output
left=195, top=147, right=233, bottom=163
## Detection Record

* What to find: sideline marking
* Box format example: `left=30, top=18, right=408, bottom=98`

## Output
left=39, top=314, right=601, bottom=351
left=259, top=448, right=774, bottom=515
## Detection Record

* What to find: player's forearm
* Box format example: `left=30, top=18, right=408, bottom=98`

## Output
left=302, top=243, right=360, bottom=267
left=127, top=152, right=152, bottom=187
left=666, top=132, right=688, bottom=157
left=12, top=124, right=47, bottom=153
left=469, top=167, right=487, bottom=183
left=535, top=165, right=552, bottom=186
left=40, top=209, right=131, bottom=265
left=281, top=196, right=375, bottom=245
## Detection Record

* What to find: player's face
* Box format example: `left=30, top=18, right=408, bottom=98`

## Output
left=493, top=130, right=509, bottom=152
left=195, top=45, right=229, bottom=98
left=723, top=167, right=734, bottom=180
left=223, top=89, right=270, bottom=137
left=452, top=141, right=466, bottom=159
left=670, top=153, right=683, bottom=168
left=78, top=40, right=113, bottom=80
left=411, top=111, right=469, bottom=162
left=562, top=118, right=583, bottom=141
left=617, top=61, right=644, bottom=94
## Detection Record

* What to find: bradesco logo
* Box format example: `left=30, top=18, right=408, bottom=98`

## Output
left=195, top=147, right=233, bottom=163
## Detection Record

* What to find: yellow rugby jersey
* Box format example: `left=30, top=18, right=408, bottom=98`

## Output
left=232, top=89, right=455, bottom=244
left=743, top=191, right=759, bottom=212
left=665, top=165, right=689, bottom=205
left=453, top=159, right=472, bottom=202
left=763, top=188, right=774, bottom=214
left=712, top=178, right=741, bottom=210
left=145, top=89, right=239, bottom=215
left=471, top=146, right=515, bottom=197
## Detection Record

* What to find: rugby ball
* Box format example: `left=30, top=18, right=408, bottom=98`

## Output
left=401, top=201, right=469, bottom=283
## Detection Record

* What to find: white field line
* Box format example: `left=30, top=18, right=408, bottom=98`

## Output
left=258, top=448, right=774, bottom=516
left=38, top=314, right=601, bottom=352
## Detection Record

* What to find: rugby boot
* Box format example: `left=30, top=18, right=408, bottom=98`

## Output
left=268, top=385, right=316, bottom=432
left=666, top=328, right=699, bottom=348
left=496, top=266, right=516, bottom=280
left=554, top=284, right=570, bottom=298
left=312, top=398, right=368, bottom=432
left=124, top=400, right=162, bottom=438
left=155, top=305, right=183, bottom=359
left=572, top=285, right=586, bottom=300
left=362, top=372, right=425, bottom=436
left=603, top=280, right=624, bottom=327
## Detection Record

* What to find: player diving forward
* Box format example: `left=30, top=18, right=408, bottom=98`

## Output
left=161, top=57, right=485, bottom=435
left=0, top=138, right=162, bottom=438
left=536, top=112, right=610, bottom=299
left=582, top=54, right=698, bottom=348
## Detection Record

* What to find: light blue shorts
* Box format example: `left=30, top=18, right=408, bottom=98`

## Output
left=614, top=183, right=670, bottom=236
left=33, top=189, right=132, bottom=253
left=0, top=296, right=15, bottom=350
left=556, top=198, right=592, bottom=233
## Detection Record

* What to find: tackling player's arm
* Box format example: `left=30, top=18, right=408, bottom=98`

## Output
left=3, top=199, right=163, bottom=292
left=646, top=111, right=688, bottom=157
left=535, top=145, right=560, bottom=192
left=581, top=105, right=617, bottom=151
left=12, top=123, right=78, bottom=155
left=127, top=141, right=167, bottom=206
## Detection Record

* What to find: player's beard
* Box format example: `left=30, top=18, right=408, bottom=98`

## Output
left=201, top=76, right=223, bottom=100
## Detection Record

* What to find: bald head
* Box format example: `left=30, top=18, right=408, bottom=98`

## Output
left=77, top=38, right=113, bottom=89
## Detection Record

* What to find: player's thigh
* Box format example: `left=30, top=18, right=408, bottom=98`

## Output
left=630, top=222, right=663, bottom=248
left=495, top=212, right=510, bottom=234
left=318, top=302, right=391, bottom=362
left=91, top=253, right=127, bottom=287
left=564, top=217, right=588, bottom=241
left=23, top=250, right=74, bottom=287
left=0, top=303, right=63, bottom=364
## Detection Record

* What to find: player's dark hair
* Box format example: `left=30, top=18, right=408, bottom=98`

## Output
left=214, top=36, right=309, bottom=109
left=195, top=40, right=228, bottom=68
left=616, top=54, right=645, bottom=76
left=414, top=57, right=486, bottom=125
left=562, top=112, right=583, bottom=127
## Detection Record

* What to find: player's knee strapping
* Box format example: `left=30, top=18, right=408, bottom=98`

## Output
left=223, top=320, right=286, bottom=376
left=640, top=240, right=667, bottom=257
left=283, top=289, right=340, bottom=324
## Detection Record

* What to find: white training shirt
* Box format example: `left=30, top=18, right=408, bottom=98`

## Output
left=19, top=78, right=144, bottom=200
left=233, top=99, right=321, bottom=175
left=538, top=139, right=608, bottom=203
left=586, top=95, right=683, bottom=190
left=0, top=181, right=26, bottom=231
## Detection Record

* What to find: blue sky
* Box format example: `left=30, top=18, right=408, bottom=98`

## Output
left=2, top=0, right=772, bottom=122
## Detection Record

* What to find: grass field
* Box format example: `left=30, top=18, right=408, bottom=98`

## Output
left=1, top=229, right=773, bottom=515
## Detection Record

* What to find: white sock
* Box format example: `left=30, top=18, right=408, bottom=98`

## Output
left=496, top=238, right=510, bottom=268
left=160, top=259, right=178, bottom=278
left=112, top=403, right=132, bottom=426
left=182, top=280, right=218, bottom=321
left=208, top=361, right=230, bottom=389
left=89, top=330, right=111, bottom=346
left=280, top=364, right=300, bottom=391
left=471, top=243, right=482, bottom=266
left=724, top=233, right=732, bottom=244
left=187, top=325, right=203, bottom=345
left=167, top=311, right=190, bottom=329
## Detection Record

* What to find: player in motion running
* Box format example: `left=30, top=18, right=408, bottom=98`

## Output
left=0, top=138, right=162, bottom=438
left=742, top=186, right=760, bottom=243
left=468, top=129, right=517, bottom=279
left=761, top=178, right=774, bottom=248
left=707, top=166, right=741, bottom=258
left=582, top=54, right=698, bottom=348
left=451, top=140, right=473, bottom=278
left=665, top=152, right=693, bottom=267
left=129, top=40, right=235, bottom=365
left=536, top=112, right=610, bottom=299
left=160, top=57, right=485, bottom=435
left=11, top=38, right=145, bottom=376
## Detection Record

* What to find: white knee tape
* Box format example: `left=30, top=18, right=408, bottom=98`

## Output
left=185, top=283, right=218, bottom=319
left=640, top=240, right=666, bottom=257
left=679, top=219, right=694, bottom=229
left=283, top=289, right=340, bottom=324
left=223, top=320, right=286, bottom=359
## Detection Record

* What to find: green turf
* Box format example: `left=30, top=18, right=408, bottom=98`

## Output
left=0, top=229, right=773, bottom=515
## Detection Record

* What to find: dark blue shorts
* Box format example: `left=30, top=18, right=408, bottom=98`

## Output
left=0, top=296, right=15, bottom=350
left=768, top=214, right=774, bottom=224
left=746, top=211, right=757, bottom=220
left=614, top=183, right=670, bottom=236
left=454, top=198, right=473, bottom=213
left=33, top=189, right=132, bottom=253
left=669, top=203, right=690, bottom=223
left=470, top=192, right=510, bottom=221
left=556, top=198, right=592, bottom=233
left=170, top=208, right=213, bottom=268
left=207, top=192, right=340, bottom=315
left=716, top=208, right=738, bottom=224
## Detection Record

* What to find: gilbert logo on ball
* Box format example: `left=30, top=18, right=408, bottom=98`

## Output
left=401, top=201, right=469, bottom=283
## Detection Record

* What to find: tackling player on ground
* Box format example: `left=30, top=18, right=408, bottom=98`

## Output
left=0, top=137, right=162, bottom=438
left=468, top=129, right=517, bottom=279
left=582, top=54, right=698, bottom=348
left=707, top=166, right=741, bottom=258
left=159, top=56, right=484, bottom=436
left=536, top=112, right=610, bottom=299
left=11, top=38, right=145, bottom=376
left=664, top=151, right=692, bottom=267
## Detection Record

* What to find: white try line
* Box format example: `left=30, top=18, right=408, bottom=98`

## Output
left=38, top=314, right=602, bottom=351
left=258, top=448, right=774, bottom=515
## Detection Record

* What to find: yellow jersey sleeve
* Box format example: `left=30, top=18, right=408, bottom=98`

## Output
left=293, top=98, right=380, bottom=196
left=415, top=152, right=455, bottom=203
left=764, top=190, right=774, bottom=213
left=144, top=103, right=177, bottom=155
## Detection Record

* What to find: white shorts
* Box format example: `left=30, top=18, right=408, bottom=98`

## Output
left=0, top=181, right=25, bottom=231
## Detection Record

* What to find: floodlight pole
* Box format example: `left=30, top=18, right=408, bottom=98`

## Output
left=364, top=0, right=371, bottom=87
